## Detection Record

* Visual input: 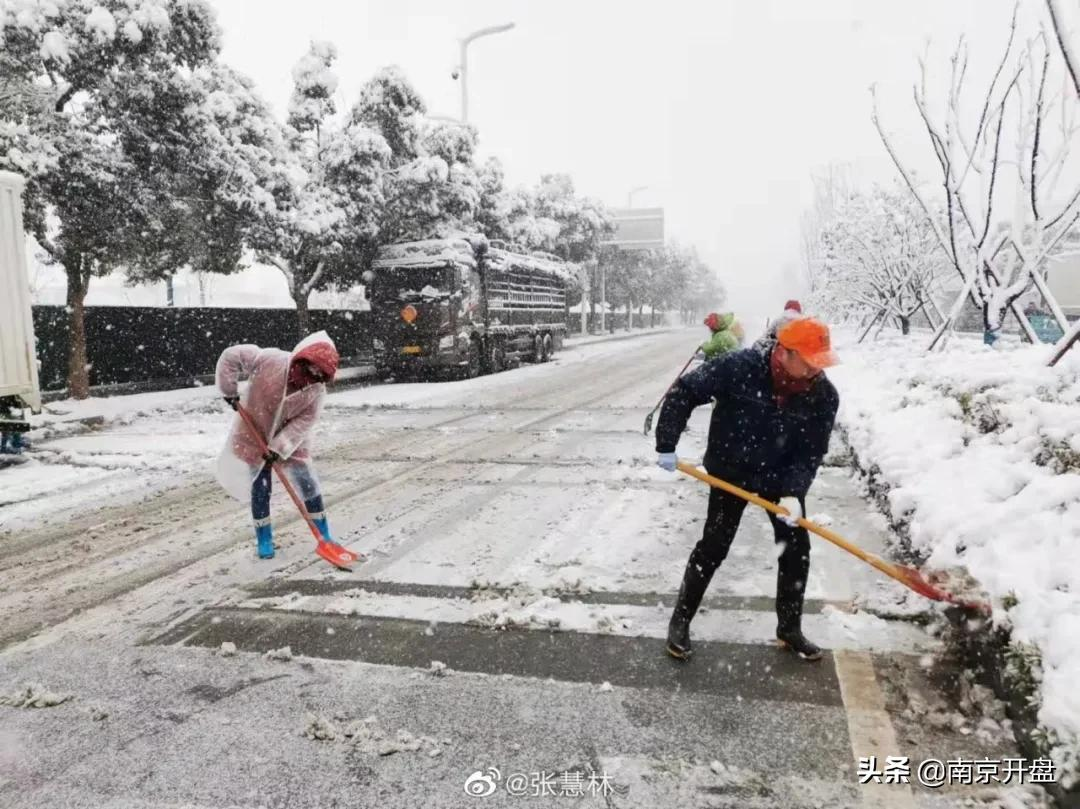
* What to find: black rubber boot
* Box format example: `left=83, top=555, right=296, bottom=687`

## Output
left=776, top=628, right=823, bottom=661
left=666, top=614, right=692, bottom=660
left=774, top=517, right=821, bottom=661
left=666, top=550, right=714, bottom=661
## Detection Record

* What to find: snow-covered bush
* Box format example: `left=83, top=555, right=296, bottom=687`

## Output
left=832, top=330, right=1080, bottom=785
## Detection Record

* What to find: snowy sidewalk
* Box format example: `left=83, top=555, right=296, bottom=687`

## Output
left=829, top=328, right=1080, bottom=788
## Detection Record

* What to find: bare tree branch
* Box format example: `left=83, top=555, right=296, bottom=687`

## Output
left=1046, top=0, right=1080, bottom=97
left=301, top=259, right=327, bottom=296
left=1030, top=33, right=1050, bottom=219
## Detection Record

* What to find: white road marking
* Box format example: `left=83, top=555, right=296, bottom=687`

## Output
left=834, top=649, right=918, bottom=809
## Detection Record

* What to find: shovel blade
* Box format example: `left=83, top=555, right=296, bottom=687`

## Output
left=315, top=540, right=361, bottom=571
left=643, top=410, right=657, bottom=435
left=893, top=565, right=990, bottom=613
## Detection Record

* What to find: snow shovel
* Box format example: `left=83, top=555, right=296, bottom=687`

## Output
left=643, top=351, right=699, bottom=435
left=676, top=461, right=990, bottom=614
left=235, top=404, right=361, bottom=571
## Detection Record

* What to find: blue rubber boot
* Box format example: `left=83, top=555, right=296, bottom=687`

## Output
left=255, top=522, right=275, bottom=559
left=313, top=516, right=331, bottom=542
left=305, top=496, right=332, bottom=543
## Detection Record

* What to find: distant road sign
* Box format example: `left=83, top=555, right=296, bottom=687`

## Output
left=602, top=207, right=664, bottom=250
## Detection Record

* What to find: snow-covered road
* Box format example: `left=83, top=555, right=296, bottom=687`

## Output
left=0, top=330, right=1050, bottom=808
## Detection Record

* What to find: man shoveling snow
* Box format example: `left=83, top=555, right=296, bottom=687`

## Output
left=656, top=318, right=840, bottom=661
left=215, top=331, right=340, bottom=559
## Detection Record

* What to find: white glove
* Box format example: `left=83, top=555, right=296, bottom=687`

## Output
left=778, top=496, right=802, bottom=527
left=657, top=452, right=678, bottom=472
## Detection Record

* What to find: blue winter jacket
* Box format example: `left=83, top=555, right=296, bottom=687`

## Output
left=655, top=345, right=839, bottom=498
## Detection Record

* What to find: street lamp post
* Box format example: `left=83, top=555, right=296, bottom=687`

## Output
left=457, top=23, right=515, bottom=123
left=627, top=185, right=649, bottom=208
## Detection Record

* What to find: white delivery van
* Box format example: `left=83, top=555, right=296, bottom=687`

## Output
left=0, top=171, right=42, bottom=436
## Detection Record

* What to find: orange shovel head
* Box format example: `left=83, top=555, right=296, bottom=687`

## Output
left=315, top=541, right=361, bottom=571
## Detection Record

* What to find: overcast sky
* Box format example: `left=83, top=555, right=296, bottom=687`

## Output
left=208, top=0, right=1045, bottom=320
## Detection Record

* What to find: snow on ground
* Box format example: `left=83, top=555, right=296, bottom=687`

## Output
left=1, top=387, right=230, bottom=530
left=240, top=587, right=937, bottom=655
left=0, top=330, right=677, bottom=532
left=829, top=328, right=1080, bottom=782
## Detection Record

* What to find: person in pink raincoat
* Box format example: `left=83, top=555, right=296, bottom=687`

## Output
left=215, top=331, right=340, bottom=559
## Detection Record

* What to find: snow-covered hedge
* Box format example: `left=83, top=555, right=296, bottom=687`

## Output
left=829, top=331, right=1080, bottom=786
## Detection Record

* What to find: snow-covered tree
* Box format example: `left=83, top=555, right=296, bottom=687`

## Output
left=250, top=42, right=391, bottom=336
left=474, top=156, right=513, bottom=241
left=351, top=68, right=482, bottom=252
left=811, top=184, right=949, bottom=338
left=527, top=174, right=614, bottom=262
left=800, top=164, right=854, bottom=297
left=350, top=66, right=425, bottom=167
left=645, top=243, right=696, bottom=326
left=0, top=0, right=222, bottom=398
left=377, top=118, right=482, bottom=244
left=1044, top=0, right=1080, bottom=365
left=115, top=61, right=283, bottom=283
left=873, top=8, right=1080, bottom=353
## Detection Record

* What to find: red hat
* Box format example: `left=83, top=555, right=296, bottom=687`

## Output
left=784, top=299, right=802, bottom=313
left=292, top=341, right=340, bottom=382
left=703, top=312, right=720, bottom=330
left=777, top=317, right=838, bottom=369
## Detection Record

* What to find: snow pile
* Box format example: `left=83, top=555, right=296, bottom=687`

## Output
left=264, top=646, right=294, bottom=662
left=830, top=331, right=1080, bottom=780
left=0, top=682, right=72, bottom=708
left=87, top=705, right=109, bottom=721
left=301, top=713, right=447, bottom=757
left=468, top=585, right=564, bottom=630
left=301, top=713, right=339, bottom=741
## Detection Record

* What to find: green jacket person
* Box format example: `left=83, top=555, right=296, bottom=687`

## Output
left=700, top=312, right=743, bottom=359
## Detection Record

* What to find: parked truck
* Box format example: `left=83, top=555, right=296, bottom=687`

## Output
left=0, top=172, right=42, bottom=454
left=367, top=236, right=573, bottom=379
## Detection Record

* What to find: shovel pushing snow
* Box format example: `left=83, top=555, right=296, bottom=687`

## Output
left=235, top=404, right=361, bottom=571
left=676, top=461, right=990, bottom=614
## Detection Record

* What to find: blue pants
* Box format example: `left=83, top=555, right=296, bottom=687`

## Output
left=251, top=463, right=324, bottom=525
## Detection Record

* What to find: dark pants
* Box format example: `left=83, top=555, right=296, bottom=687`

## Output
left=683, top=487, right=811, bottom=633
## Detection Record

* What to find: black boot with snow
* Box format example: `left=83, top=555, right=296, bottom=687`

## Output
left=774, top=528, right=821, bottom=661
left=667, top=614, right=692, bottom=660
left=776, top=628, right=823, bottom=661
left=666, top=550, right=714, bottom=661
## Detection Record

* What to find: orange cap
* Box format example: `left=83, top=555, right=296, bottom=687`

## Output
left=777, top=317, right=838, bottom=369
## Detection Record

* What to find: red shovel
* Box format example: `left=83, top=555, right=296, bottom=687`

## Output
left=235, top=404, right=361, bottom=571
left=677, top=462, right=990, bottom=613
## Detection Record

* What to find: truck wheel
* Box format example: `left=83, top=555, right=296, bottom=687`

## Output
left=541, top=333, right=553, bottom=362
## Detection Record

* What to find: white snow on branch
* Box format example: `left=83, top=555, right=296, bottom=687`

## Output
left=84, top=6, right=117, bottom=44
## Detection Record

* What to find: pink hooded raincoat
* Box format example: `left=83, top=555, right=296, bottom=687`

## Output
left=215, top=331, right=335, bottom=501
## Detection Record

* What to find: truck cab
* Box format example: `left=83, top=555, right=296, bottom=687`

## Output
left=369, top=236, right=571, bottom=380
left=369, top=238, right=482, bottom=379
